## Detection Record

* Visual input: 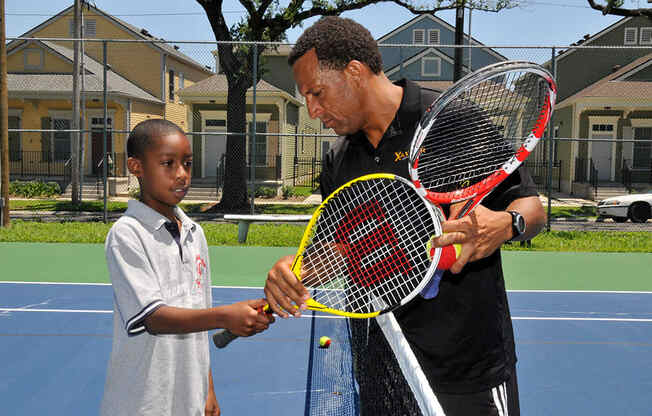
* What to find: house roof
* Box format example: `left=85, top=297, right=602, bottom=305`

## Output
left=415, top=80, right=454, bottom=92
left=554, top=16, right=633, bottom=62
left=376, top=14, right=507, bottom=61
left=8, top=39, right=162, bottom=103
left=385, top=47, right=456, bottom=77
left=8, top=4, right=212, bottom=74
left=556, top=53, right=652, bottom=108
left=177, top=74, right=302, bottom=105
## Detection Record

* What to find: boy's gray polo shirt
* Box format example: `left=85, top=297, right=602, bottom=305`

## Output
left=100, top=200, right=212, bottom=416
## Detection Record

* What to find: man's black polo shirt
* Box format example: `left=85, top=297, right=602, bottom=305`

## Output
left=319, top=79, right=539, bottom=394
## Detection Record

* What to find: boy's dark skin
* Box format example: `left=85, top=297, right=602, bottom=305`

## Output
left=126, top=131, right=275, bottom=415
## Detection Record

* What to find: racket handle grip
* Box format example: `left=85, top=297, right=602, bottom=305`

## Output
left=213, top=329, right=239, bottom=348
left=437, top=244, right=461, bottom=270
left=212, top=305, right=272, bottom=349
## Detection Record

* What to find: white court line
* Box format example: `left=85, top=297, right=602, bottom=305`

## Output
left=0, top=308, right=112, bottom=314
left=3, top=281, right=652, bottom=294
left=2, top=308, right=652, bottom=323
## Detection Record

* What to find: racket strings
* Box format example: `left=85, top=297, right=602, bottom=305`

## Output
left=417, top=70, right=552, bottom=193
left=300, top=178, right=437, bottom=315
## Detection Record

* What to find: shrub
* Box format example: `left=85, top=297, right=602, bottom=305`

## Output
left=9, top=181, right=61, bottom=198
left=253, top=186, right=277, bottom=198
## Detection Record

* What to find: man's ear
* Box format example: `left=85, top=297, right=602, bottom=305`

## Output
left=127, top=157, right=143, bottom=177
left=344, top=60, right=366, bottom=87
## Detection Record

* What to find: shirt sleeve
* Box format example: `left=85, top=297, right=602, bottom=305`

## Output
left=106, top=227, right=165, bottom=336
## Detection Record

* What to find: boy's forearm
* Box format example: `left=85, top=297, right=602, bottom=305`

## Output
left=144, top=305, right=228, bottom=335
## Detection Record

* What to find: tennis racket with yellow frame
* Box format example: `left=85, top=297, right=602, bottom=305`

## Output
left=212, top=173, right=459, bottom=348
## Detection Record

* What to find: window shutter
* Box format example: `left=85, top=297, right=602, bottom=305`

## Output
left=641, top=28, right=652, bottom=45
left=624, top=28, right=637, bottom=45
left=428, top=30, right=439, bottom=44
left=84, top=20, right=96, bottom=38
left=41, top=117, right=52, bottom=161
left=413, top=29, right=425, bottom=44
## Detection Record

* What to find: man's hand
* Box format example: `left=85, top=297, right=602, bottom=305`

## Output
left=430, top=204, right=512, bottom=274
left=264, top=255, right=310, bottom=318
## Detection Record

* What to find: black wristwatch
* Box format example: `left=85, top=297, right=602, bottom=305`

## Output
left=508, top=211, right=526, bottom=241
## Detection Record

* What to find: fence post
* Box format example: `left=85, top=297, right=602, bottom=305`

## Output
left=546, top=46, right=556, bottom=232
left=250, top=45, right=258, bottom=215
left=102, top=40, right=108, bottom=223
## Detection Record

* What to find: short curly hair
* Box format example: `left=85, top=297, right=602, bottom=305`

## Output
left=127, top=119, right=186, bottom=158
left=288, top=16, right=382, bottom=74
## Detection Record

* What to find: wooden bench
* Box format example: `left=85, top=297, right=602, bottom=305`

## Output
left=223, top=214, right=313, bottom=243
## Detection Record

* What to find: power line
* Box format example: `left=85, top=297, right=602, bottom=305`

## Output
left=6, top=11, right=245, bottom=17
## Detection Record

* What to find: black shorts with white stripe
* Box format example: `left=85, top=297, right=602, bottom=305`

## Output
left=435, top=367, right=520, bottom=416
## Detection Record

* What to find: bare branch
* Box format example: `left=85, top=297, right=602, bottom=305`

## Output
left=586, top=0, right=652, bottom=17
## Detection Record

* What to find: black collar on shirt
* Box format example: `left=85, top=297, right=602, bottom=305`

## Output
left=347, top=78, right=424, bottom=147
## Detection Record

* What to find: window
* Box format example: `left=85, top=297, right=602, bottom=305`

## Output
left=428, top=29, right=440, bottom=45
left=69, top=19, right=97, bottom=37
left=413, top=29, right=425, bottom=44
left=169, top=70, right=175, bottom=101
left=24, top=48, right=43, bottom=70
left=247, top=121, right=267, bottom=165
left=179, top=72, right=185, bottom=89
left=624, top=28, right=637, bottom=45
left=641, top=27, right=652, bottom=45
left=592, top=124, right=613, bottom=132
left=8, top=116, right=21, bottom=161
left=205, top=119, right=226, bottom=127
left=633, top=127, right=651, bottom=169
left=421, top=57, right=441, bottom=76
left=52, top=119, right=71, bottom=161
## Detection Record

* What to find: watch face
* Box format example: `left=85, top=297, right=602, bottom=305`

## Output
left=516, top=214, right=525, bottom=233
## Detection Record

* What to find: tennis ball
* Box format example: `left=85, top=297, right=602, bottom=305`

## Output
left=319, top=336, right=331, bottom=348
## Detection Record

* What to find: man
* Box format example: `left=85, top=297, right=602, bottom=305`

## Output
left=264, top=16, right=545, bottom=416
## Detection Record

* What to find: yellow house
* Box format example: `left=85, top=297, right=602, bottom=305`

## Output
left=7, top=4, right=212, bottom=194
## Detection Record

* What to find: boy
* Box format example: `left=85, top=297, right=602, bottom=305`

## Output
left=100, top=119, right=274, bottom=416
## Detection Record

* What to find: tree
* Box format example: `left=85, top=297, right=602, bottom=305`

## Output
left=196, top=0, right=515, bottom=210
left=587, top=0, right=652, bottom=17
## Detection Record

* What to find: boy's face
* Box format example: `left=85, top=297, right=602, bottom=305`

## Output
left=128, top=132, right=193, bottom=216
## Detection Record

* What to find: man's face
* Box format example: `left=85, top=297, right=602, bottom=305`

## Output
left=293, top=49, right=364, bottom=135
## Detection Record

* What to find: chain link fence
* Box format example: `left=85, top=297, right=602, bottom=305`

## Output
left=4, top=37, right=651, bottom=227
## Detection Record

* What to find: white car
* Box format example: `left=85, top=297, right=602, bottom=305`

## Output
left=597, top=191, right=652, bottom=223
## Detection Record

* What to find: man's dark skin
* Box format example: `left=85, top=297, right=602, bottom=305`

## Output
left=264, top=48, right=546, bottom=318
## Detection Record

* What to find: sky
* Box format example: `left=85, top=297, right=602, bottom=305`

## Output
left=5, top=0, right=628, bottom=61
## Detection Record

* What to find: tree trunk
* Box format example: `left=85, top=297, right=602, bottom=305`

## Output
left=218, top=80, right=249, bottom=210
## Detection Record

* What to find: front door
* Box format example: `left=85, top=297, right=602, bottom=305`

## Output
left=592, top=135, right=612, bottom=181
left=92, top=129, right=113, bottom=175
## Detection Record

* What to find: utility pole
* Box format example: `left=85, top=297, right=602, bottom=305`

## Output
left=453, top=0, right=466, bottom=82
left=71, top=0, right=81, bottom=205
left=0, top=0, right=9, bottom=227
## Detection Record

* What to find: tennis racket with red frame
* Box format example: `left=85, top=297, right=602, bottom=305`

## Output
left=409, top=60, right=557, bottom=219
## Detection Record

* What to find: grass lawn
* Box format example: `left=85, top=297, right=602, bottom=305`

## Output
left=9, top=198, right=594, bottom=219
left=0, top=220, right=650, bottom=252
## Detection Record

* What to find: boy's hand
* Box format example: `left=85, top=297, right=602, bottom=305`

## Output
left=264, top=255, right=310, bottom=318
left=223, top=299, right=275, bottom=337
left=205, top=372, right=220, bottom=416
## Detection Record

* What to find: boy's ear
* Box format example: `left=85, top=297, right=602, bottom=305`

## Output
left=127, top=157, right=143, bottom=177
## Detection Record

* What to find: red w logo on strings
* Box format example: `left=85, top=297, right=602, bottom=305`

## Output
left=335, top=199, right=412, bottom=287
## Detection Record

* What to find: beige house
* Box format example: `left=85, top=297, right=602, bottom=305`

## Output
left=7, top=4, right=212, bottom=193
left=178, top=45, right=336, bottom=189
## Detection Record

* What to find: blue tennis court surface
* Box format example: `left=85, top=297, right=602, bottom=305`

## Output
left=2, top=282, right=652, bottom=415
